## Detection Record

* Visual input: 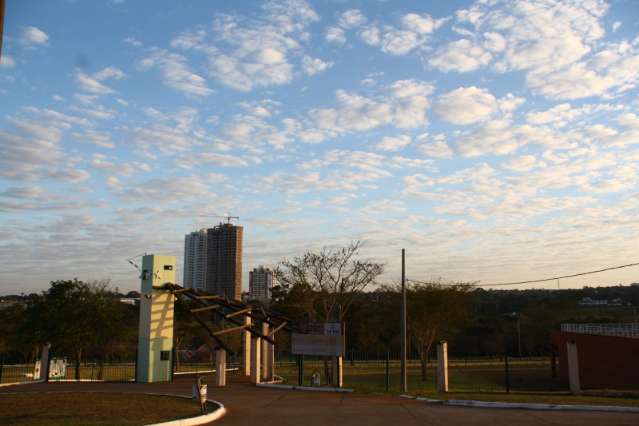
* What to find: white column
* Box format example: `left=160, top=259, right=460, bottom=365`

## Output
left=251, top=335, right=261, bottom=384
left=242, top=313, right=251, bottom=377
left=261, top=322, right=271, bottom=381
left=567, top=340, right=580, bottom=394
left=437, top=341, right=449, bottom=393
left=331, top=356, right=343, bottom=387
left=215, top=348, right=226, bottom=387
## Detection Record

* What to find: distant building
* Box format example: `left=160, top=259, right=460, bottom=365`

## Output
left=206, top=223, right=243, bottom=300
left=249, top=266, right=273, bottom=301
left=183, top=229, right=208, bottom=290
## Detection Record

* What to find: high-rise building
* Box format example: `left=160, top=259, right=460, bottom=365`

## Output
left=206, top=223, right=243, bottom=300
left=183, top=229, right=207, bottom=290
left=249, top=266, right=273, bottom=301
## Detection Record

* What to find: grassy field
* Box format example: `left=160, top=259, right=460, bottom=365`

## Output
left=0, top=392, right=213, bottom=425
left=274, top=359, right=639, bottom=407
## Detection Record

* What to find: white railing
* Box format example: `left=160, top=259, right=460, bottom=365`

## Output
left=561, top=323, right=639, bottom=338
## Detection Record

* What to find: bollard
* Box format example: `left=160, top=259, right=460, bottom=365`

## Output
left=437, top=341, right=449, bottom=393
left=215, top=348, right=226, bottom=387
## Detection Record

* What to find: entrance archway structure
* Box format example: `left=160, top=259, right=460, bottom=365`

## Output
left=135, top=254, right=289, bottom=386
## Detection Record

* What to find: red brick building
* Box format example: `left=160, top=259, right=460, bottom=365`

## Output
left=551, top=324, right=639, bottom=390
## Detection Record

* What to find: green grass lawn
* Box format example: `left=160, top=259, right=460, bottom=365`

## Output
left=0, top=392, right=214, bottom=425
left=274, top=360, right=639, bottom=407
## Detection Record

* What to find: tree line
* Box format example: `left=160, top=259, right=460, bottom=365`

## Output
left=2, top=242, right=637, bottom=382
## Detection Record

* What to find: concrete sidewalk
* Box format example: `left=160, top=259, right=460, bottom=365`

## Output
left=1, top=379, right=637, bottom=425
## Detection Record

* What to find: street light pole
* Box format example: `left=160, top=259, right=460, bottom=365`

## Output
left=400, top=248, right=407, bottom=393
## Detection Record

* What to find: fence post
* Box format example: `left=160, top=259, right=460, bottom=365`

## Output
left=504, top=353, right=510, bottom=393
left=385, top=350, right=390, bottom=392
left=551, top=345, right=557, bottom=378
left=298, top=354, right=304, bottom=386
left=0, top=353, right=4, bottom=384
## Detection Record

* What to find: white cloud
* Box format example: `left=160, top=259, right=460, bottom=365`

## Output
left=138, top=50, right=212, bottom=96
left=400, top=13, right=445, bottom=35
left=355, top=13, right=445, bottom=56
left=167, top=0, right=320, bottom=91
left=359, top=26, right=381, bottom=46
left=503, top=155, right=537, bottom=172
left=428, top=39, right=491, bottom=72
left=526, top=42, right=639, bottom=100
left=326, top=26, right=346, bottom=44
left=307, top=79, right=434, bottom=138
left=435, top=86, right=497, bottom=125
left=417, top=133, right=453, bottom=158
left=301, top=55, right=333, bottom=76
left=73, top=129, right=115, bottom=149
left=339, top=9, right=367, bottom=29
left=75, top=66, right=125, bottom=95
left=0, top=55, right=15, bottom=68
left=21, top=26, right=49, bottom=45
left=376, top=134, right=411, bottom=151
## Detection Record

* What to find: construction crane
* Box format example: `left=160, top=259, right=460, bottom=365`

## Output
left=208, top=214, right=239, bottom=224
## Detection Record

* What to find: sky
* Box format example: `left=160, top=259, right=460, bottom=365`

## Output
left=1, top=0, right=639, bottom=295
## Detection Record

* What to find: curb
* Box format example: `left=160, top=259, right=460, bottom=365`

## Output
left=399, top=394, right=639, bottom=413
left=257, top=383, right=354, bottom=393
left=446, top=399, right=639, bottom=413
left=146, top=396, right=226, bottom=426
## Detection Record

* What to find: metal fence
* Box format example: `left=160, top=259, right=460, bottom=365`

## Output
left=273, top=351, right=566, bottom=394
left=561, top=323, right=639, bottom=338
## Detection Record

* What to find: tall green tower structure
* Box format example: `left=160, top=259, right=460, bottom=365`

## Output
left=136, top=254, right=176, bottom=383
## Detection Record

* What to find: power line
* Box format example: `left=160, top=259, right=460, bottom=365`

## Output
left=407, top=261, right=639, bottom=288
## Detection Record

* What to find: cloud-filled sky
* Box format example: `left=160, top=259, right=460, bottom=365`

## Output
left=1, top=0, right=639, bottom=295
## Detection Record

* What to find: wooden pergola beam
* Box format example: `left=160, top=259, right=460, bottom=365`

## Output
left=190, top=305, right=221, bottom=313
left=224, top=307, right=252, bottom=319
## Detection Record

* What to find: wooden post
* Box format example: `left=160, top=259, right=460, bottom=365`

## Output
left=250, top=335, right=261, bottom=384
left=215, top=348, right=226, bottom=387
left=567, top=340, right=580, bottom=394
left=331, top=356, right=343, bottom=388
left=242, top=312, right=251, bottom=377
left=261, top=322, right=270, bottom=381
left=298, top=355, right=304, bottom=386
left=437, top=341, right=448, bottom=393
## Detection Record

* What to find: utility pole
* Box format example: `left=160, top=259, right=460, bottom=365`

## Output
left=400, top=248, right=407, bottom=393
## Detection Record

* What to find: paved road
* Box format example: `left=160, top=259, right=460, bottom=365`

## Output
left=1, top=379, right=637, bottom=425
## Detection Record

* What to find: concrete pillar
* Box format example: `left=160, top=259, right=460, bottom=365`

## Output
left=215, top=348, right=226, bottom=387
left=136, top=254, right=176, bottom=383
left=242, top=313, right=251, bottom=377
left=261, top=322, right=271, bottom=381
left=40, top=343, right=51, bottom=382
left=437, top=341, right=449, bottom=393
left=250, top=336, right=261, bottom=384
left=567, top=340, right=580, bottom=394
left=331, top=356, right=343, bottom=387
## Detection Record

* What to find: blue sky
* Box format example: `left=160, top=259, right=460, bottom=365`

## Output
left=1, top=0, right=639, bottom=294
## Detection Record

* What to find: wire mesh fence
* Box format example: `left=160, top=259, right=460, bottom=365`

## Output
left=274, top=351, right=567, bottom=394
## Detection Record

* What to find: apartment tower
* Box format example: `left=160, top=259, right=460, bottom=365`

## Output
left=206, top=223, right=243, bottom=300
left=183, top=229, right=207, bottom=290
left=249, top=266, right=273, bottom=301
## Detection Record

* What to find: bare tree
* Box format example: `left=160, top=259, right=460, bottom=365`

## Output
left=274, top=241, right=384, bottom=323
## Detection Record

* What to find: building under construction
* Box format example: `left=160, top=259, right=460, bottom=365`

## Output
left=183, top=221, right=243, bottom=300
left=205, top=223, right=243, bottom=300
